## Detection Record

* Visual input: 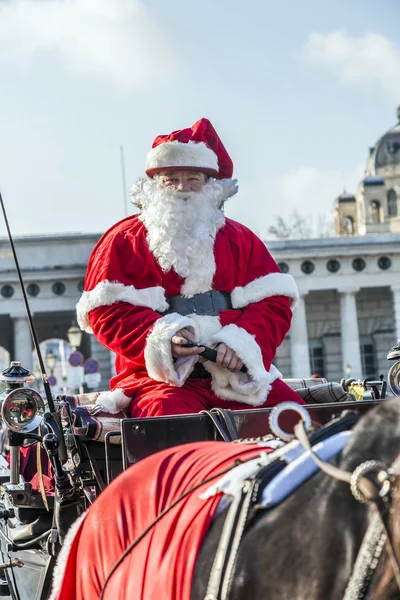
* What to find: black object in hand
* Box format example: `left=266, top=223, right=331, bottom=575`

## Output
left=182, top=342, right=248, bottom=374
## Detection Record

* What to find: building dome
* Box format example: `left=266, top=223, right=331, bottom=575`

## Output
left=366, top=106, right=400, bottom=176
left=337, top=191, right=356, bottom=203
left=363, top=175, right=385, bottom=186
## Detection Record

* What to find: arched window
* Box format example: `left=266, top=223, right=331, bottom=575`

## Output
left=370, top=200, right=382, bottom=224
left=32, top=339, right=73, bottom=394
left=387, top=189, right=398, bottom=217
left=360, top=338, right=377, bottom=378
left=343, top=216, right=354, bottom=234
left=309, top=342, right=326, bottom=378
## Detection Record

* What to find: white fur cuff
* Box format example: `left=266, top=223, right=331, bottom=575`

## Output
left=231, top=273, right=299, bottom=310
left=95, top=389, right=132, bottom=414
left=204, top=324, right=280, bottom=407
left=76, top=280, right=168, bottom=333
left=144, top=313, right=197, bottom=386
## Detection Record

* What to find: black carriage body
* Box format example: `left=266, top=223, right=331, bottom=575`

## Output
left=0, top=544, right=55, bottom=600
left=120, top=399, right=380, bottom=468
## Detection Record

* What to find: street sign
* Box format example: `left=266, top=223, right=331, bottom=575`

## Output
left=68, top=351, right=84, bottom=367
left=67, top=365, right=85, bottom=388
left=84, top=358, right=100, bottom=374
left=85, top=373, right=102, bottom=389
left=48, top=375, right=57, bottom=386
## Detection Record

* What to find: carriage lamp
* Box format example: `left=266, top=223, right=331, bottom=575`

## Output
left=0, top=387, right=45, bottom=433
left=67, top=323, right=83, bottom=351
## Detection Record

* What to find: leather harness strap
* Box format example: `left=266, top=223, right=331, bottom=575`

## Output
left=205, top=477, right=258, bottom=600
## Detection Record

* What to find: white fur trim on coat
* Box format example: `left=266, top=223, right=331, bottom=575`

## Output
left=144, top=312, right=198, bottom=386
left=76, top=280, right=169, bottom=333
left=146, top=141, right=218, bottom=175
left=204, top=324, right=281, bottom=407
left=231, top=273, right=299, bottom=310
left=49, top=511, right=88, bottom=600
left=94, top=388, right=132, bottom=414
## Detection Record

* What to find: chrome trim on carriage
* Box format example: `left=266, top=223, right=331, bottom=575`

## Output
left=268, top=402, right=312, bottom=442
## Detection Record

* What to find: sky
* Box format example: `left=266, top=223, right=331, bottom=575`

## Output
left=0, top=0, right=399, bottom=240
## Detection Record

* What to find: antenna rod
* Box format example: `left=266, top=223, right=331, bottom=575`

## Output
left=0, top=191, right=56, bottom=412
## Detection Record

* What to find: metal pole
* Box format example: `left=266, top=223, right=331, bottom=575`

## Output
left=9, top=446, right=20, bottom=485
left=120, top=145, right=128, bottom=218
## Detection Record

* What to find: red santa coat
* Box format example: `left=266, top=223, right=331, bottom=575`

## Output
left=76, top=215, right=299, bottom=414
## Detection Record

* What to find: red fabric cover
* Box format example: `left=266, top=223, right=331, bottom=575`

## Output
left=129, top=377, right=304, bottom=417
left=55, top=441, right=273, bottom=600
left=7, top=445, right=54, bottom=494
left=148, top=117, right=233, bottom=179
left=85, top=216, right=293, bottom=406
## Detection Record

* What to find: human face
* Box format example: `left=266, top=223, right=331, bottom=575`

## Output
left=158, top=170, right=207, bottom=193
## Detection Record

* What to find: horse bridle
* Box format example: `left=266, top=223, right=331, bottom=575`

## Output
left=294, top=420, right=400, bottom=599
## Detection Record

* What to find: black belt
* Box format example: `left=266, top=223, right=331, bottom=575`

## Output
left=161, top=290, right=232, bottom=316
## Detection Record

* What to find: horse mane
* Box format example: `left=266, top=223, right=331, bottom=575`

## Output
left=367, top=473, right=400, bottom=599
left=340, top=398, right=400, bottom=472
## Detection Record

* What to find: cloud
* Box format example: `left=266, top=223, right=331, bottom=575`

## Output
left=260, top=163, right=364, bottom=237
left=0, top=0, right=178, bottom=88
left=303, top=30, right=400, bottom=100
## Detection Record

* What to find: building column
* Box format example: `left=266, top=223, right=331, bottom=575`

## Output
left=391, top=285, right=400, bottom=341
left=339, top=288, right=362, bottom=379
left=290, top=293, right=311, bottom=378
left=12, top=316, right=33, bottom=372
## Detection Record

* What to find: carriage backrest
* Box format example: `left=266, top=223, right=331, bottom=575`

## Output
left=121, top=399, right=381, bottom=469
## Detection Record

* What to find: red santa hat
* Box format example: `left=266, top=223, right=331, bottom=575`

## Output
left=145, top=118, right=233, bottom=180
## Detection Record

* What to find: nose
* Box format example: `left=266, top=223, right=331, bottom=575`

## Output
left=176, top=181, right=189, bottom=191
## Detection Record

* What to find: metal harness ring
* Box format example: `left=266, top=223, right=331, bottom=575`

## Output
left=269, top=402, right=312, bottom=442
left=350, top=460, right=389, bottom=504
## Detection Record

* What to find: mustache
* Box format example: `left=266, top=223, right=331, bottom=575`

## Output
left=169, top=189, right=197, bottom=201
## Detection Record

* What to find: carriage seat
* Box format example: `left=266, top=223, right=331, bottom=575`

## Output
left=58, top=378, right=353, bottom=445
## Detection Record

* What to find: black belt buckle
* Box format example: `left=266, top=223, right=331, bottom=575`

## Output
left=193, top=291, right=215, bottom=315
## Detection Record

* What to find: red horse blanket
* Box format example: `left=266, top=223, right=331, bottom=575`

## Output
left=53, top=441, right=273, bottom=600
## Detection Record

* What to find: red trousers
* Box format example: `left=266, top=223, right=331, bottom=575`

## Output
left=129, top=377, right=303, bottom=417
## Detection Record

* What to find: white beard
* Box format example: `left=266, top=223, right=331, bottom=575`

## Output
left=130, top=177, right=227, bottom=297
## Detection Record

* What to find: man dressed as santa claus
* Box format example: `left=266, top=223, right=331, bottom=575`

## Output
left=76, top=118, right=302, bottom=417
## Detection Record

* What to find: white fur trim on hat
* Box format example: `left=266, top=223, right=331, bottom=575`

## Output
left=146, top=141, right=218, bottom=175
left=231, top=273, right=299, bottom=310
left=76, top=280, right=169, bottom=333
left=203, top=323, right=281, bottom=406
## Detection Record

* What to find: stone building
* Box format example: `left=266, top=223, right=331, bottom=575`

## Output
left=273, top=106, right=400, bottom=381
left=0, top=107, right=399, bottom=391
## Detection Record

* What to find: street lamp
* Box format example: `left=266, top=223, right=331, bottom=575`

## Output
left=67, top=323, right=82, bottom=351
left=46, top=351, right=56, bottom=375
left=345, top=363, right=352, bottom=378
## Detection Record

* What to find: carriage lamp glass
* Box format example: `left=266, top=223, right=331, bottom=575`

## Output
left=0, top=388, right=46, bottom=433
